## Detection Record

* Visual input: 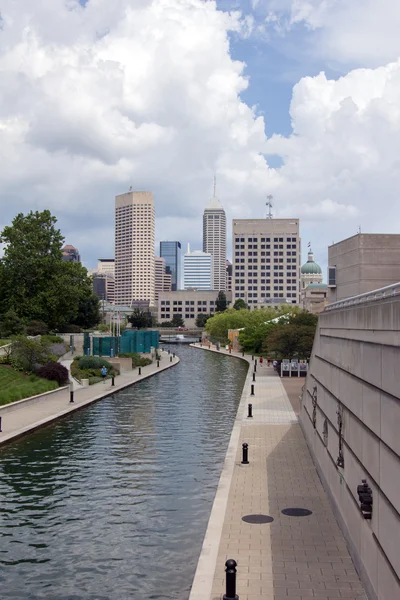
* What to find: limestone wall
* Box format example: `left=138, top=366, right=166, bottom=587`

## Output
left=300, top=297, right=400, bottom=600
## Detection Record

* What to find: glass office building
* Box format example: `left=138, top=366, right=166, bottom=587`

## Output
left=160, top=241, right=181, bottom=291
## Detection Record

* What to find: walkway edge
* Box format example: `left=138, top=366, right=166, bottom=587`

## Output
left=0, top=354, right=180, bottom=447
left=188, top=345, right=251, bottom=600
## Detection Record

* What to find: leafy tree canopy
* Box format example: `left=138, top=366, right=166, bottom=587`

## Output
left=263, top=323, right=316, bottom=360
left=171, top=313, right=184, bottom=327
left=233, top=298, right=248, bottom=310
left=128, top=308, right=154, bottom=329
left=215, top=290, right=227, bottom=312
left=195, top=313, right=212, bottom=328
left=0, top=210, right=98, bottom=329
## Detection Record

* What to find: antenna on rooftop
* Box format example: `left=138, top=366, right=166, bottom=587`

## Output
left=213, top=174, right=217, bottom=198
left=266, top=194, right=273, bottom=219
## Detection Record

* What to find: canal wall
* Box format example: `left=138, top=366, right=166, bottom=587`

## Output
left=300, top=296, right=400, bottom=600
left=0, top=386, right=69, bottom=416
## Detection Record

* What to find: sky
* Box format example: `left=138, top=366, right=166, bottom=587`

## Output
left=1, top=0, right=400, bottom=276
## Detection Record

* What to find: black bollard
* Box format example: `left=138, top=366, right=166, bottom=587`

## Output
left=252, top=372, right=255, bottom=382
left=157, top=360, right=160, bottom=367
left=254, top=363, right=257, bottom=373
left=223, top=559, right=239, bottom=600
left=170, top=355, right=172, bottom=362
left=168, top=349, right=171, bottom=355
left=173, top=353, right=175, bottom=358
left=248, top=403, right=253, bottom=418
left=251, top=384, right=255, bottom=396
left=255, top=358, right=257, bottom=366
left=70, top=390, right=74, bottom=403
left=242, top=351, right=244, bottom=357
left=111, top=376, right=115, bottom=387
left=241, top=443, right=249, bottom=465
left=252, top=355, right=254, bottom=361
left=0, top=415, right=2, bottom=432
left=138, top=367, right=142, bottom=376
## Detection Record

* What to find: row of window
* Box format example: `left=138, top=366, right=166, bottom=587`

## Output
left=235, top=237, right=297, bottom=243
left=160, top=300, right=214, bottom=305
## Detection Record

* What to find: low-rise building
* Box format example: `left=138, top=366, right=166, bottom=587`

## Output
left=157, top=290, right=232, bottom=327
left=300, top=248, right=327, bottom=313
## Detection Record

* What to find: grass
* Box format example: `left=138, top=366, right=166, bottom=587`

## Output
left=0, top=366, right=58, bottom=406
left=0, top=339, right=11, bottom=347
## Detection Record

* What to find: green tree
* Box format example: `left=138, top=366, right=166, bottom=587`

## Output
left=238, top=322, right=276, bottom=354
left=0, top=210, right=95, bottom=329
left=9, top=336, right=55, bottom=371
left=233, top=298, right=248, bottom=310
left=171, top=314, right=184, bottom=327
left=195, top=313, right=212, bottom=328
left=262, top=312, right=318, bottom=359
left=128, top=308, right=154, bottom=329
left=0, top=309, right=26, bottom=337
left=215, top=291, right=227, bottom=312
left=72, top=294, right=100, bottom=329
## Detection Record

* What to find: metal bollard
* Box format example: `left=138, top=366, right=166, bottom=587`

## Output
left=138, top=367, right=142, bottom=376
left=111, top=376, right=115, bottom=387
left=70, top=390, right=74, bottom=403
left=157, top=360, right=160, bottom=367
left=0, top=415, right=2, bottom=432
left=251, top=384, right=255, bottom=396
left=248, top=403, right=253, bottom=418
left=252, top=372, right=255, bottom=382
left=173, top=353, right=175, bottom=358
left=170, top=355, right=172, bottom=362
left=254, top=363, right=257, bottom=373
left=255, top=358, right=257, bottom=366
left=252, top=355, right=254, bottom=361
left=223, top=559, right=239, bottom=600
left=168, top=349, right=171, bottom=355
left=241, top=443, right=249, bottom=465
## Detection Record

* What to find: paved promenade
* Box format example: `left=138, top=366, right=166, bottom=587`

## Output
left=190, top=346, right=367, bottom=600
left=0, top=349, right=179, bottom=446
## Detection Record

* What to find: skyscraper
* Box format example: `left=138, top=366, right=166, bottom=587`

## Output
left=160, top=241, right=181, bottom=291
left=183, top=248, right=213, bottom=290
left=203, top=180, right=226, bottom=291
left=62, top=245, right=80, bottom=263
left=155, top=256, right=172, bottom=301
left=232, top=218, right=300, bottom=306
left=115, top=191, right=155, bottom=306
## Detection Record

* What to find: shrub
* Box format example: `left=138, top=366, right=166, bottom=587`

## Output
left=41, top=335, right=64, bottom=344
left=78, top=356, right=113, bottom=370
left=26, top=321, right=49, bottom=336
left=118, top=352, right=152, bottom=367
left=37, top=362, right=69, bottom=386
left=9, top=336, right=54, bottom=372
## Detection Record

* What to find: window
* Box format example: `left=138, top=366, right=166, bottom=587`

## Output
left=328, top=266, right=337, bottom=287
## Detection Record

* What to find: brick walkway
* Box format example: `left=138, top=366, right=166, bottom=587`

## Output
left=191, top=347, right=367, bottom=600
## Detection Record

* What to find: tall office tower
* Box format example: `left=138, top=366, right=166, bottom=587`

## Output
left=62, top=245, right=81, bottom=263
left=93, top=273, right=115, bottom=303
left=160, top=241, right=181, bottom=291
left=97, top=258, right=115, bottom=275
left=155, top=257, right=172, bottom=301
left=183, top=247, right=213, bottom=290
left=232, top=218, right=300, bottom=306
left=115, top=191, right=155, bottom=306
left=226, top=259, right=233, bottom=291
left=203, top=182, right=226, bottom=291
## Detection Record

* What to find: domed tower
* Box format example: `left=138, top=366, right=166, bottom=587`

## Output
left=301, top=248, right=322, bottom=289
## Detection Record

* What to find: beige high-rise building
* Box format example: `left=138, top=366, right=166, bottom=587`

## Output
left=203, top=183, right=226, bottom=291
left=232, top=218, right=300, bottom=306
left=155, top=256, right=172, bottom=301
left=115, top=191, right=155, bottom=306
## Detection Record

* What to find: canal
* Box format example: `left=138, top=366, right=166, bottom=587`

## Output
left=0, top=346, right=248, bottom=600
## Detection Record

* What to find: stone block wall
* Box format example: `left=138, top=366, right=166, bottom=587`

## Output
left=300, top=297, right=400, bottom=600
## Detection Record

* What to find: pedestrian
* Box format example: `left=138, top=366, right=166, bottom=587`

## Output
left=259, top=356, right=263, bottom=366
left=101, top=365, right=107, bottom=383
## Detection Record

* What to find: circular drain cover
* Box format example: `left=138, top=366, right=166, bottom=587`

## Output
left=242, top=514, right=274, bottom=524
left=281, top=508, right=313, bottom=517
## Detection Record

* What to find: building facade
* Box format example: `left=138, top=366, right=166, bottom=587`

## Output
left=93, top=273, right=115, bottom=303
left=115, top=191, right=155, bottom=306
left=328, top=233, right=400, bottom=302
left=158, top=290, right=232, bottom=327
left=232, top=218, right=300, bottom=306
left=226, top=259, right=232, bottom=291
left=155, top=257, right=172, bottom=301
left=62, top=244, right=80, bottom=263
left=183, top=249, right=213, bottom=290
left=203, top=193, right=226, bottom=291
left=300, top=249, right=326, bottom=313
left=97, top=258, right=115, bottom=275
left=160, top=241, right=181, bottom=291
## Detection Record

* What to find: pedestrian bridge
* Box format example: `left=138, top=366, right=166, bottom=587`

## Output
left=301, top=283, right=400, bottom=600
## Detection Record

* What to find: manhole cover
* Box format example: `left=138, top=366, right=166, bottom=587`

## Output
left=281, top=508, right=313, bottom=517
left=242, top=514, right=274, bottom=524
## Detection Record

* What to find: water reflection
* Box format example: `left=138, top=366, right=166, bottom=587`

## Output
left=0, top=346, right=247, bottom=599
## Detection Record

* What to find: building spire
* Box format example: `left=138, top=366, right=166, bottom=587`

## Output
left=213, top=174, right=216, bottom=198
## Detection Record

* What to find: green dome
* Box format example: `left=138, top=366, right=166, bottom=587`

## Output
left=301, top=250, right=322, bottom=275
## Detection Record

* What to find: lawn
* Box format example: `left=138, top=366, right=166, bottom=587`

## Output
left=0, top=339, right=11, bottom=347
left=0, top=366, right=58, bottom=406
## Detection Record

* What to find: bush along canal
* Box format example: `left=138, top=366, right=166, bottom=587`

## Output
left=0, top=345, right=248, bottom=600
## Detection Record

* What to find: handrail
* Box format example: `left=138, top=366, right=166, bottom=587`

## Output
left=325, top=282, right=400, bottom=311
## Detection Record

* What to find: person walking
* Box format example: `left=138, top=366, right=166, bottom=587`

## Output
left=259, top=356, right=263, bottom=366
left=101, top=365, right=107, bottom=383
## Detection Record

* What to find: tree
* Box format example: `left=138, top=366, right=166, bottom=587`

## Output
left=128, top=308, right=154, bottom=329
left=233, top=298, right=248, bottom=310
left=195, top=313, right=212, bottom=328
left=215, top=291, right=227, bottom=312
left=171, top=313, right=184, bottom=327
left=0, top=309, right=26, bottom=337
left=72, top=294, right=100, bottom=329
left=238, top=323, right=276, bottom=354
left=262, top=313, right=318, bottom=359
left=0, top=210, right=96, bottom=329
left=8, top=336, right=54, bottom=372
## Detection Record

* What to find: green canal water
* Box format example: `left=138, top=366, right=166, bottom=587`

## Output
left=0, top=346, right=248, bottom=599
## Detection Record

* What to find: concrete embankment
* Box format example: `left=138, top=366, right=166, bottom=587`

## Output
left=0, top=349, right=179, bottom=447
